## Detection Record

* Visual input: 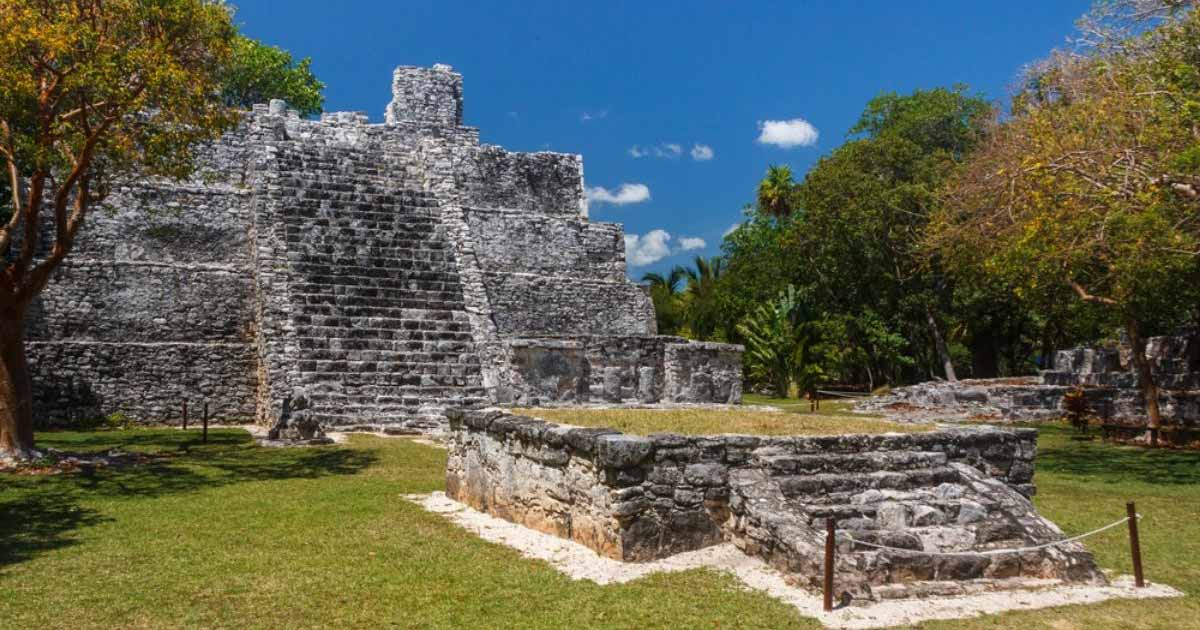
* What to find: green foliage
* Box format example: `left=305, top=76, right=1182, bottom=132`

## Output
left=708, top=87, right=1004, bottom=388
left=755, top=165, right=797, bottom=219
left=736, top=286, right=824, bottom=398
left=220, top=35, right=325, bottom=116
left=641, top=268, right=686, bottom=335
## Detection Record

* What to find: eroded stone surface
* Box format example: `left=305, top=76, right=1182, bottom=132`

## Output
left=24, top=65, right=742, bottom=432
left=445, top=408, right=1104, bottom=601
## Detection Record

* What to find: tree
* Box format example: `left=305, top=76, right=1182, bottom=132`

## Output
left=737, top=285, right=824, bottom=398
left=678, top=255, right=726, bottom=341
left=642, top=267, right=686, bottom=336
left=756, top=165, right=796, bottom=220
left=791, top=87, right=994, bottom=382
left=221, top=35, right=325, bottom=117
left=932, top=3, right=1200, bottom=435
left=0, top=0, right=239, bottom=460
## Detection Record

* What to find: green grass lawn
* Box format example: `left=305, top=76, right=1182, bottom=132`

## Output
left=742, top=393, right=875, bottom=417
left=1, top=425, right=1197, bottom=629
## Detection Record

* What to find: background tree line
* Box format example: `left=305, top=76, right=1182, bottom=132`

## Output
left=645, top=0, right=1200, bottom=413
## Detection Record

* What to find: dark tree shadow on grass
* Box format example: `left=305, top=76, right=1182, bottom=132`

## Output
left=1, top=429, right=378, bottom=568
left=0, top=489, right=108, bottom=567
left=1033, top=425, right=1200, bottom=485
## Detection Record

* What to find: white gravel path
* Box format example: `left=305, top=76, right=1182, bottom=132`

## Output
left=408, top=492, right=1182, bottom=629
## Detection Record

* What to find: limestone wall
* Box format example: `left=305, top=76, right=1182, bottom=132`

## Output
left=447, top=409, right=1040, bottom=557
left=504, top=336, right=743, bottom=405
left=447, top=409, right=1105, bottom=601
left=25, top=139, right=261, bottom=425
left=23, top=63, right=742, bottom=432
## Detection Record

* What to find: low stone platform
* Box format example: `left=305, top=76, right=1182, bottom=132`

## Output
left=444, top=408, right=1106, bottom=603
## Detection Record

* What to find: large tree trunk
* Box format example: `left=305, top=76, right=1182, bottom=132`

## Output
left=1125, top=317, right=1163, bottom=445
left=0, top=304, right=37, bottom=461
left=970, top=330, right=999, bottom=379
left=926, top=305, right=958, bottom=381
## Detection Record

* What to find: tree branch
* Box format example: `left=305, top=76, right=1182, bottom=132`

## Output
left=1070, top=280, right=1119, bottom=306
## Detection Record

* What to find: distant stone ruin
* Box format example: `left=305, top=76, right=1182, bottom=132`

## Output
left=25, top=64, right=742, bottom=433
left=859, top=329, right=1200, bottom=427
left=446, top=408, right=1105, bottom=603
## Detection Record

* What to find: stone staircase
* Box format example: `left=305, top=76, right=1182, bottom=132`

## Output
left=728, top=449, right=1103, bottom=603
left=272, top=144, right=488, bottom=429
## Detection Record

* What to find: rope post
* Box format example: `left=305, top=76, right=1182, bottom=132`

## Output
left=1127, top=501, right=1144, bottom=587
left=202, top=402, right=209, bottom=444
left=823, top=517, right=836, bottom=612
left=182, top=400, right=188, bottom=431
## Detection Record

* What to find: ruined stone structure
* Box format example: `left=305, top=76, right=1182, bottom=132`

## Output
left=446, top=408, right=1105, bottom=603
left=859, top=329, right=1200, bottom=427
left=25, top=64, right=742, bottom=434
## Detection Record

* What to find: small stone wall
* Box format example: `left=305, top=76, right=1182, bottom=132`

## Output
left=504, top=336, right=743, bottom=405
left=663, top=342, right=743, bottom=404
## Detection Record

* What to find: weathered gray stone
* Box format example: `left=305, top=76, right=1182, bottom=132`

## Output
left=595, top=434, right=654, bottom=468
left=446, top=409, right=1105, bottom=601
left=23, top=64, right=743, bottom=430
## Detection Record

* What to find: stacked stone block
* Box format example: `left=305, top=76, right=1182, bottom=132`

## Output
left=446, top=409, right=1105, bottom=602
left=25, top=64, right=743, bottom=431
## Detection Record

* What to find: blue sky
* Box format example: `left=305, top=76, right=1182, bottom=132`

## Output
left=234, top=0, right=1093, bottom=277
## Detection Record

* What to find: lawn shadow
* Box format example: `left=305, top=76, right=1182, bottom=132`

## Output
left=0, top=429, right=379, bottom=568
left=0, top=488, right=108, bottom=568
left=1034, top=425, right=1200, bottom=485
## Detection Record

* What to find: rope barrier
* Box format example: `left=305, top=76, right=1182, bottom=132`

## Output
left=844, top=513, right=1140, bottom=557
left=816, top=390, right=870, bottom=399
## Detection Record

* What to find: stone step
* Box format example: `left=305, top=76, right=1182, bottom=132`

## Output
left=290, top=259, right=460, bottom=278
left=288, top=248, right=456, bottom=264
left=759, top=451, right=949, bottom=475
left=296, top=340, right=474, bottom=355
left=293, top=308, right=468, bottom=324
left=776, top=468, right=961, bottom=497
left=296, top=268, right=457, bottom=285
left=292, top=292, right=466, bottom=309
left=300, top=370, right=483, bottom=386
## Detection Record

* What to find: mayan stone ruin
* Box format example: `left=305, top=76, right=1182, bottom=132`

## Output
left=860, top=328, right=1200, bottom=429
left=446, top=408, right=1105, bottom=603
left=24, top=64, right=743, bottom=437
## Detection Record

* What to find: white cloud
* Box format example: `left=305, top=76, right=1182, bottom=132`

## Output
left=723, top=222, right=742, bottom=237
left=756, top=118, right=819, bottom=148
left=585, top=183, right=651, bottom=205
left=581, top=109, right=608, bottom=122
left=624, top=231, right=707, bottom=267
left=690, top=144, right=714, bottom=161
left=628, top=143, right=685, bottom=159
left=625, top=230, right=673, bottom=266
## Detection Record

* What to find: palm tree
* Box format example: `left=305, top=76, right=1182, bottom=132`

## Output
left=756, top=164, right=796, bottom=219
left=641, top=268, right=687, bottom=335
left=679, top=256, right=725, bottom=340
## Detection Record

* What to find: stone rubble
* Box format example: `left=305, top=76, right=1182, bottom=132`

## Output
left=858, top=329, right=1200, bottom=426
